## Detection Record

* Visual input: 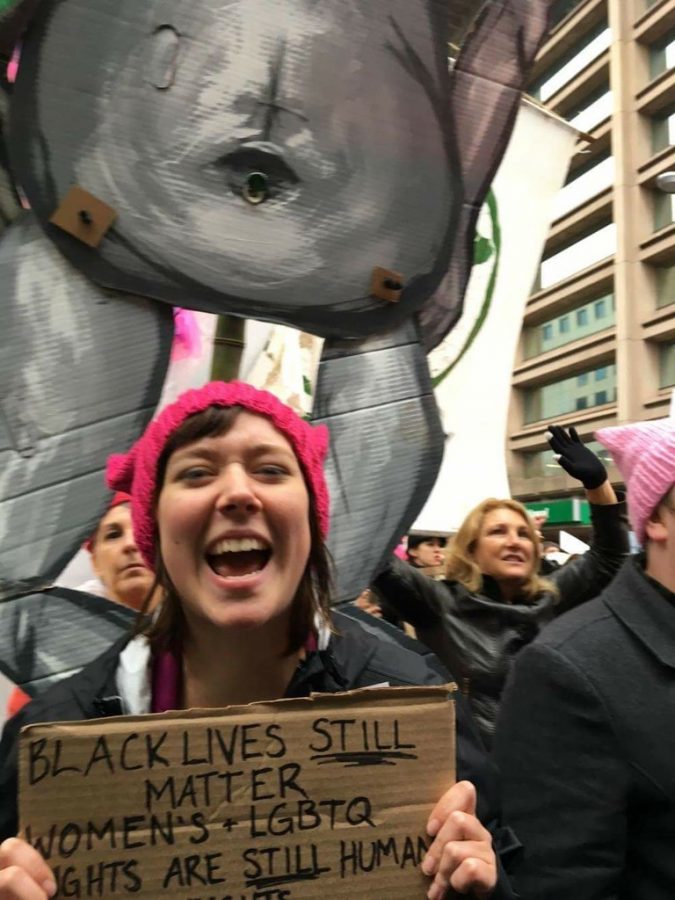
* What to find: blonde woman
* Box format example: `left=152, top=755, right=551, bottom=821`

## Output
left=374, top=427, right=629, bottom=747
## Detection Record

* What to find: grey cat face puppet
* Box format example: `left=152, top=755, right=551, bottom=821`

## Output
left=2, top=0, right=553, bottom=692
left=11, top=0, right=457, bottom=338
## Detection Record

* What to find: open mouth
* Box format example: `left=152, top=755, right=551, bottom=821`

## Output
left=502, top=555, right=525, bottom=563
left=206, top=537, right=272, bottom=579
left=213, top=144, right=300, bottom=204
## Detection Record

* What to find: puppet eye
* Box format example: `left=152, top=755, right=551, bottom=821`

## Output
left=147, top=25, right=181, bottom=90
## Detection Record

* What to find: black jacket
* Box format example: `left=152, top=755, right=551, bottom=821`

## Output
left=0, top=611, right=518, bottom=898
left=374, top=500, right=628, bottom=747
left=493, top=556, right=675, bottom=900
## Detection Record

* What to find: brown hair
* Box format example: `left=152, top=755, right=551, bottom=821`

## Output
left=445, top=497, right=557, bottom=602
left=137, top=405, right=333, bottom=654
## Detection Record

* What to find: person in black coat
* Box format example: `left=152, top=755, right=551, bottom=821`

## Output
left=493, top=414, right=675, bottom=899
left=0, top=381, right=517, bottom=899
left=374, top=426, right=629, bottom=747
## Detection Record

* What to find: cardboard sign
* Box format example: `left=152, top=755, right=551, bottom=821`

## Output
left=19, top=685, right=456, bottom=899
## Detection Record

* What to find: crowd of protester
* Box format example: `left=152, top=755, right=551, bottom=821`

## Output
left=0, top=379, right=672, bottom=900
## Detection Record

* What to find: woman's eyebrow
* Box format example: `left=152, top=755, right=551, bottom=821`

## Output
left=247, top=442, right=295, bottom=458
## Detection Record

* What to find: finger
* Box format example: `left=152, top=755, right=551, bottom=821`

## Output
left=545, top=426, right=565, bottom=453
left=0, top=839, right=55, bottom=898
left=569, top=425, right=581, bottom=443
left=423, top=810, right=491, bottom=876
left=0, top=865, right=51, bottom=900
left=427, top=850, right=496, bottom=900
left=449, top=856, right=497, bottom=896
left=427, top=780, right=476, bottom=838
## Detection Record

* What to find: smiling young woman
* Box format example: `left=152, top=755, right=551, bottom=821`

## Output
left=0, top=381, right=520, bottom=900
left=374, top=430, right=630, bottom=748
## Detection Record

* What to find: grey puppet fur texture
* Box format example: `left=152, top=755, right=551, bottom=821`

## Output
left=0, top=214, right=172, bottom=600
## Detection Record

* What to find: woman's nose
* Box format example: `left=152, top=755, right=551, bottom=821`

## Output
left=215, top=467, right=261, bottom=514
left=121, top=530, right=139, bottom=554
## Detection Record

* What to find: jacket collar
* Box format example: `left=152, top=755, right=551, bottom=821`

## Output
left=88, top=613, right=382, bottom=717
left=605, top=555, right=675, bottom=669
left=70, top=634, right=132, bottom=717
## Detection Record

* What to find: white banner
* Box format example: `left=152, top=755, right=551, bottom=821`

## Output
left=414, top=100, right=578, bottom=532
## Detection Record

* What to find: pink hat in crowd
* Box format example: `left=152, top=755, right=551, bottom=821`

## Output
left=105, top=381, right=331, bottom=568
left=82, top=491, right=132, bottom=552
left=595, top=417, right=675, bottom=544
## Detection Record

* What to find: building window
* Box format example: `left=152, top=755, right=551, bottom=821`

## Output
left=522, top=440, right=612, bottom=479
left=577, top=373, right=588, bottom=387
left=660, top=343, right=675, bottom=388
left=553, top=154, right=614, bottom=221
left=655, top=265, right=675, bottom=309
left=531, top=25, right=611, bottom=103
left=652, top=107, right=675, bottom=155
left=595, top=390, right=608, bottom=405
left=654, top=191, right=675, bottom=232
left=594, top=299, right=607, bottom=319
left=540, top=223, right=616, bottom=289
left=650, top=30, right=675, bottom=81
left=523, top=364, right=617, bottom=424
left=567, top=87, right=613, bottom=133
left=548, top=0, right=589, bottom=29
left=523, top=292, right=615, bottom=358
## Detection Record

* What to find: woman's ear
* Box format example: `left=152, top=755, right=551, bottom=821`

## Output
left=645, top=508, right=669, bottom=543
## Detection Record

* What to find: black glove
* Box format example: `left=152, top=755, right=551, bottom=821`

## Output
left=545, top=425, right=607, bottom=490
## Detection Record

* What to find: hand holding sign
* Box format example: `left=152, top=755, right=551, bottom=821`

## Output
left=422, top=781, right=497, bottom=899
left=0, top=837, right=56, bottom=899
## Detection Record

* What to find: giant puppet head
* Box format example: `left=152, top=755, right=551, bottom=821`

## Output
left=10, top=0, right=458, bottom=337
left=0, top=0, right=552, bottom=692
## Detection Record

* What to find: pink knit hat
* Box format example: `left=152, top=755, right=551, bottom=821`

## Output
left=105, top=381, right=330, bottom=567
left=83, top=491, right=133, bottom=553
left=595, top=417, right=675, bottom=544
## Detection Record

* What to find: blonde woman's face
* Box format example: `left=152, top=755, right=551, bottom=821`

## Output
left=471, top=508, right=535, bottom=588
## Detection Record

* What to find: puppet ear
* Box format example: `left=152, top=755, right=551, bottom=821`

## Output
left=419, top=0, right=551, bottom=351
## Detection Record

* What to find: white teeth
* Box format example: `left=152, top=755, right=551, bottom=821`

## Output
left=209, top=537, right=269, bottom=555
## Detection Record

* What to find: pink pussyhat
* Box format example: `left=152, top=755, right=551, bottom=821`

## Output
left=106, top=381, right=330, bottom=568
left=595, top=416, right=675, bottom=544
left=82, top=490, right=133, bottom=553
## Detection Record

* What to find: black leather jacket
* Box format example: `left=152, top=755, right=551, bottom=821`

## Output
left=374, top=500, right=629, bottom=748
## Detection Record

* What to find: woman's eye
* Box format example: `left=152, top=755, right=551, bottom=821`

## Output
left=178, top=466, right=212, bottom=482
left=103, top=529, right=122, bottom=541
left=257, top=464, right=288, bottom=477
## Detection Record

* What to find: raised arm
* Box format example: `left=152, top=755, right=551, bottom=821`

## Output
left=545, top=426, right=629, bottom=613
left=372, top=556, right=448, bottom=629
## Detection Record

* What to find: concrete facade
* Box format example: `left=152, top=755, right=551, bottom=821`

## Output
left=508, top=0, right=675, bottom=507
